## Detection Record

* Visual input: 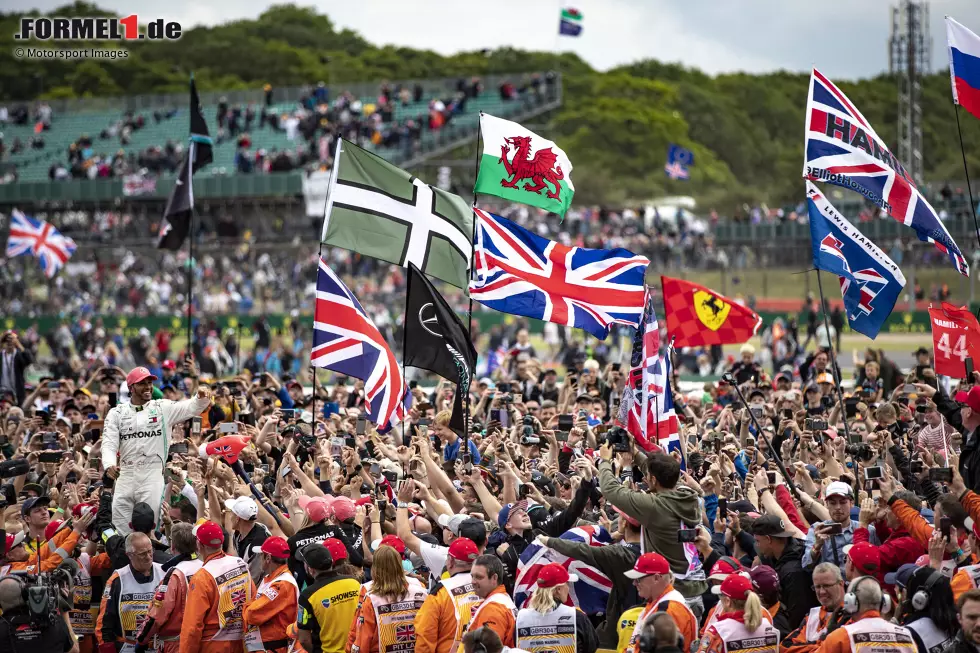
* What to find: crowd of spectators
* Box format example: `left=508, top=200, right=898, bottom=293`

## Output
left=0, top=74, right=556, bottom=185
left=0, top=276, right=979, bottom=652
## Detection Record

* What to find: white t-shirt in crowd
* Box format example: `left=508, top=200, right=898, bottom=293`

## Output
left=419, top=541, right=448, bottom=577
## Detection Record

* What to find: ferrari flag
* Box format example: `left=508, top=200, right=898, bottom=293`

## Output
left=661, top=276, right=762, bottom=347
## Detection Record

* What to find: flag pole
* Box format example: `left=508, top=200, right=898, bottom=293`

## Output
left=463, top=121, right=484, bottom=456
left=954, top=105, right=980, bottom=252
left=313, top=139, right=345, bottom=426
left=814, top=270, right=853, bottom=443
left=186, top=203, right=194, bottom=357
left=467, top=120, right=483, bottom=339
left=312, top=242, right=325, bottom=426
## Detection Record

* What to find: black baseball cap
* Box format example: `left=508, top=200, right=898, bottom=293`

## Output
left=750, top=515, right=795, bottom=538
left=457, top=518, right=488, bottom=547
left=299, top=542, right=333, bottom=571
left=131, top=502, right=156, bottom=533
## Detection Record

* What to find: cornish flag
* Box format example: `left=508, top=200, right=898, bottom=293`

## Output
left=5, top=209, right=76, bottom=278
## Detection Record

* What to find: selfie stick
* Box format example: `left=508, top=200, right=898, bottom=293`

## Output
left=722, top=373, right=799, bottom=498
left=203, top=435, right=284, bottom=527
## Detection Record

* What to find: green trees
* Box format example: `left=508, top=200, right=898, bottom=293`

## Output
left=1, top=3, right=977, bottom=208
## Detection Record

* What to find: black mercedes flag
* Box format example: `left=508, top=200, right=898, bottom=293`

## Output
left=158, top=75, right=212, bottom=250
left=188, top=75, right=213, bottom=172
left=157, top=144, right=194, bottom=250
left=404, top=263, right=477, bottom=434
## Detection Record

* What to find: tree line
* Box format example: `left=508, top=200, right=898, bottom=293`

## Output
left=1, top=2, right=977, bottom=210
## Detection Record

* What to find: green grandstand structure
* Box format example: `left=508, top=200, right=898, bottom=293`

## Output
left=0, top=73, right=562, bottom=206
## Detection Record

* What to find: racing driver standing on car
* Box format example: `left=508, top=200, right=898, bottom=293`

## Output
left=103, top=366, right=212, bottom=535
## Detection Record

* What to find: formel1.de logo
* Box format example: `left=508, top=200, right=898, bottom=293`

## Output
left=14, top=15, right=181, bottom=41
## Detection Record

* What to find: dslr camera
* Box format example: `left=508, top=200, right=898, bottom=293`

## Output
left=607, top=426, right=631, bottom=453
left=845, top=443, right=875, bottom=462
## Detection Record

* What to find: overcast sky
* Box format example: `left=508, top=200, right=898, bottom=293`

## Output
left=22, top=0, right=980, bottom=79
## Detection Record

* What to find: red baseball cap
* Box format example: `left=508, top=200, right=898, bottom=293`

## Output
left=624, top=552, right=670, bottom=579
left=161, top=360, right=176, bottom=370
left=355, top=496, right=373, bottom=507
left=72, top=502, right=97, bottom=519
left=748, top=565, right=780, bottom=596
left=126, top=366, right=158, bottom=387
left=536, top=563, right=578, bottom=588
left=44, top=520, right=63, bottom=541
left=448, top=537, right=479, bottom=563
left=613, top=506, right=640, bottom=528
left=956, top=386, right=980, bottom=413
left=253, top=536, right=290, bottom=559
left=844, top=542, right=880, bottom=574
left=194, top=521, right=224, bottom=547
left=378, top=535, right=406, bottom=555
left=5, top=532, right=25, bottom=551
left=323, top=537, right=347, bottom=562
left=708, top=556, right=744, bottom=581
left=719, top=573, right=754, bottom=601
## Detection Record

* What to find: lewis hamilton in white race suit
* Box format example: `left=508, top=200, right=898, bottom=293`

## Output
left=103, top=366, right=211, bottom=535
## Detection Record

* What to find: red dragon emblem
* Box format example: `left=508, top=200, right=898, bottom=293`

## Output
left=498, top=135, right=565, bottom=201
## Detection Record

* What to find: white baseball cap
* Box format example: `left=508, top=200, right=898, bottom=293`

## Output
left=224, top=496, right=258, bottom=521
left=825, top=482, right=853, bottom=499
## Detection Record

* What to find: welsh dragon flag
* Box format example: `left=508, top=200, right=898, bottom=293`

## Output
left=474, top=113, right=575, bottom=219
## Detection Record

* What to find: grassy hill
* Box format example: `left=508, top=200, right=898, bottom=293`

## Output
left=1, top=2, right=978, bottom=209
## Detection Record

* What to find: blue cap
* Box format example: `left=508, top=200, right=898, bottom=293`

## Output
left=884, top=563, right=918, bottom=588
left=497, top=500, right=529, bottom=529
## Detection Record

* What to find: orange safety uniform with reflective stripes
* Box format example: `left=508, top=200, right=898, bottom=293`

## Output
left=467, top=587, right=516, bottom=648
left=243, top=564, right=299, bottom=651
left=179, top=551, right=257, bottom=653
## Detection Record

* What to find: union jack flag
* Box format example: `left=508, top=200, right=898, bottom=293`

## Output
left=513, top=525, right=612, bottom=615
left=230, top=588, right=246, bottom=604
left=470, top=209, right=649, bottom=340
left=803, top=68, right=968, bottom=276
left=5, top=209, right=76, bottom=278
left=396, top=624, right=415, bottom=642
left=617, top=290, right=680, bottom=456
left=312, top=258, right=409, bottom=430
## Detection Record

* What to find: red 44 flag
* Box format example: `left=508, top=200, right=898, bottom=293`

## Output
left=928, top=303, right=980, bottom=377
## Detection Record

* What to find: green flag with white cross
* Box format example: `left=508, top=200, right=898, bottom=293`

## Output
left=321, top=139, right=473, bottom=289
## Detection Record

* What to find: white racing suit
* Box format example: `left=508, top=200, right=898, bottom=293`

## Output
left=102, top=396, right=210, bottom=535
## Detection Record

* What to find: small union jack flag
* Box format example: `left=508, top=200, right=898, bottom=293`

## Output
left=617, top=290, right=680, bottom=456
left=312, top=259, right=409, bottom=431
left=804, top=68, right=967, bottom=276
left=396, top=624, right=415, bottom=642
left=5, top=209, right=76, bottom=278
left=230, top=588, right=246, bottom=605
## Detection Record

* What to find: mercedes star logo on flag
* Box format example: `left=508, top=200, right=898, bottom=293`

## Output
left=419, top=303, right=443, bottom=338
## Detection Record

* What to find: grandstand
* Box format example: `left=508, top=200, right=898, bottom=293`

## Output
left=0, top=73, right=561, bottom=203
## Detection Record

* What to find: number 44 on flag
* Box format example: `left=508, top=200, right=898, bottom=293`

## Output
left=928, top=303, right=980, bottom=378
